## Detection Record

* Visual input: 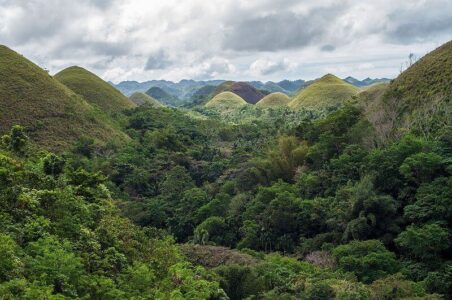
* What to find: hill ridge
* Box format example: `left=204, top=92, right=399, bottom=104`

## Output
left=55, top=66, right=136, bottom=113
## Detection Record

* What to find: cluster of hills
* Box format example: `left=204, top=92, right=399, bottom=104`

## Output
left=112, top=76, right=388, bottom=107
left=0, top=41, right=449, bottom=151
left=203, top=74, right=361, bottom=111
left=0, top=39, right=450, bottom=299
left=0, top=46, right=132, bottom=150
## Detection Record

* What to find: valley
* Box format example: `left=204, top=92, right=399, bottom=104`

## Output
left=0, top=38, right=450, bottom=299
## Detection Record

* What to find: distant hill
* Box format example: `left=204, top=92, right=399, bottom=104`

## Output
left=0, top=45, right=128, bottom=150
left=363, top=40, right=452, bottom=140
left=188, top=85, right=218, bottom=106
left=276, top=79, right=306, bottom=92
left=129, top=92, right=163, bottom=107
left=205, top=92, right=248, bottom=109
left=113, top=79, right=306, bottom=105
left=55, top=66, right=136, bottom=113
left=256, top=92, right=291, bottom=108
left=145, top=86, right=180, bottom=106
left=344, top=76, right=391, bottom=87
left=289, top=74, right=359, bottom=110
left=213, top=81, right=265, bottom=104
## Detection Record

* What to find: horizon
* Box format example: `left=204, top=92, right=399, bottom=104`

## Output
left=1, top=1, right=451, bottom=83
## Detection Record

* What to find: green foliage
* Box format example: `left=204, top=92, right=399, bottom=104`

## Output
left=42, top=153, right=65, bottom=176
left=395, top=223, right=450, bottom=261
left=215, top=264, right=265, bottom=300
left=333, top=240, right=399, bottom=283
left=7, top=125, right=29, bottom=154
left=0, top=233, right=22, bottom=281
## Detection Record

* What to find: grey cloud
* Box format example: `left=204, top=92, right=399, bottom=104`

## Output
left=145, top=51, right=173, bottom=70
left=385, top=1, right=452, bottom=43
left=321, top=45, right=335, bottom=52
left=223, top=5, right=344, bottom=51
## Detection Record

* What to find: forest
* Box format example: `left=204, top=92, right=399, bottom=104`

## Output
left=0, top=25, right=450, bottom=300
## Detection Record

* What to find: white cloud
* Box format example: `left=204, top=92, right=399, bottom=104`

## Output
left=250, top=58, right=296, bottom=76
left=0, top=0, right=450, bottom=82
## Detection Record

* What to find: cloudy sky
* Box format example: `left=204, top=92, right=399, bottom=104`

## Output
left=1, top=0, right=451, bottom=83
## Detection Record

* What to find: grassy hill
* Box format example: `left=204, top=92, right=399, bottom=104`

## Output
left=0, top=45, right=129, bottom=150
left=205, top=91, right=248, bottom=109
left=213, top=81, right=265, bottom=104
left=289, top=74, right=359, bottom=110
left=55, top=66, right=136, bottom=113
left=256, top=92, right=291, bottom=108
left=145, top=86, right=180, bottom=106
left=363, top=40, right=451, bottom=141
left=129, top=92, right=163, bottom=107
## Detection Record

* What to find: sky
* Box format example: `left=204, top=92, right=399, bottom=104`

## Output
left=0, top=0, right=451, bottom=83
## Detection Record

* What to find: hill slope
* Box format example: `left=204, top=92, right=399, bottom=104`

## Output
left=213, top=81, right=265, bottom=104
left=145, top=86, right=180, bottom=106
left=364, top=40, right=452, bottom=140
left=0, top=45, right=128, bottom=150
left=55, top=66, right=136, bottom=113
left=256, top=92, right=291, bottom=108
left=129, top=92, right=163, bottom=107
left=289, top=74, right=359, bottom=110
left=205, top=92, right=248, bottom=109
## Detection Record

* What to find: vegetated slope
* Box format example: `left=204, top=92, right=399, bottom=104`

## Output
left=129, top=92, right=163, bottom=107
left=213, top=81, right=265, bottom=104
left=188, top=85, right=217, bottom=107
left=256, top=92, right=291, bottom=108
left=145, top=86, right=180, bottom=106
left=55, top=66, right=136, bottom=114
left=364, top=40, right=451, bottom=141
left=205, top=91, right=248, bottom=109
left=289, top=74, right=359, bottom=110
left=0, top=45, right=128, bottom=150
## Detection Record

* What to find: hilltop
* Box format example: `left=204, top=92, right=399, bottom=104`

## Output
left=213, top=81, right=265, bottom=104
left=205, top=91, right=248, bottom=109
left=289, top=74, right=359, bottom=110
left=129, top=92, right=163, bottom=107
left=256, top=92, right=291, bottom=108
left=55, top=66, right=136, bottom=114
left=364, top=40, right=452, bottom=140
left=146, top=86, right=180, bottom=106
left=0, top=45, right=128, bottom=150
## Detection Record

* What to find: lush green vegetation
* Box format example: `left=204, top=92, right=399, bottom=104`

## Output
left=289, top=74, right=359, bottom=110
left=1, top=41, right=451, bottom=299
left=55, top=66, right=136, bottom=114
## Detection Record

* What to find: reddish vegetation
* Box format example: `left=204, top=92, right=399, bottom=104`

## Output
left=181, top=244, right=258, bottom=268
left=214, top=81, right=265, bottom=104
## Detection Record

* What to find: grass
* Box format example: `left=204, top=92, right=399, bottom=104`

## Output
left=385, top=40, right=451, bottom=109
left=129, top=92, right=163, bottom=107
left=0, top=45, right=129, bottom=151
left=256, top=92, right=291, bottom=108
left=55, top=66, right=136, bottom=113
left=289, top=74, right=359, bottom=110
left=366, top=40, right=452, bottom=140
left=205, top=92, right=248, bottom=109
